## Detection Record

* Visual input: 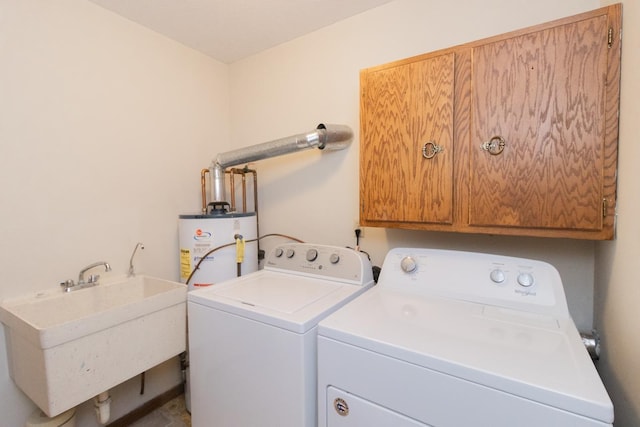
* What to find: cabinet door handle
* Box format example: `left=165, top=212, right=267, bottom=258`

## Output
left=480, top=136, right=506, bottom=155
left=422, top=141, right=443, bottom=159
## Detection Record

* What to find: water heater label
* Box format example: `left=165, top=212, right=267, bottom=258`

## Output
left=180, top=248, right=191, bottom=279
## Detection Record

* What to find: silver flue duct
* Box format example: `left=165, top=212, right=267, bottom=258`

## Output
left=209, top=123, right=353, bottom=209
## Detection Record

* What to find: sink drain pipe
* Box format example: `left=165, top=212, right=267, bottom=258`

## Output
left=94, top=391, right=111, bottom=425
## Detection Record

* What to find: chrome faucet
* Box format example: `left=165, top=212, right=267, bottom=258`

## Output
left=60, top=261, right=112, bottom=292
left=128, top=243, right=145, bottom=277
left=77, top=261, right=111, bottom=285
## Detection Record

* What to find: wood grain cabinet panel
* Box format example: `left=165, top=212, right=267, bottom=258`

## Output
left=470, top=14, right=609, bottom=231
left=360, top=53, right=455, bottom=225
left=359, top=4, right=621, bottom=240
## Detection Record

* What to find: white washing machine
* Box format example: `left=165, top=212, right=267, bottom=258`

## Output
left=318, top=248, right=614, bottom=427
left=188, top=243, right=374, bottom=427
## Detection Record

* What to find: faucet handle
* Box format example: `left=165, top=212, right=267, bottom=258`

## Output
left=60, top=279, right=75, bottom=292
left=87, top=274, right=100, bottom=284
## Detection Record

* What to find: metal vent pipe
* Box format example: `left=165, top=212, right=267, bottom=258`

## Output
left=209, top=123, right=352, bottom=207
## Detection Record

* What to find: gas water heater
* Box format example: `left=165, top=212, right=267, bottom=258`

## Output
left=178, top=212, right=258, bottom=291
left=178, top=123, right=353, bottom=289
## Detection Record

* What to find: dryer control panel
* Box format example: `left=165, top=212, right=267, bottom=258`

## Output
left=265, top=243, right=374, bottom=286
left=378, top=248, right=569, bottom=318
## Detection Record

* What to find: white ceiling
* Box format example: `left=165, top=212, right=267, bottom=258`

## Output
left=87, top=0, right=394, bottom=63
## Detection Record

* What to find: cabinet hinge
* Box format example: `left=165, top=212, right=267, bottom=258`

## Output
left=603, top=198, right=608, bottom=218
left=607, top=28, right=613, bottom=48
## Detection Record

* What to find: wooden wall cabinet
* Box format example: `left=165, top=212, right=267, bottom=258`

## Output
left=360, top=4, right=622, bottom=239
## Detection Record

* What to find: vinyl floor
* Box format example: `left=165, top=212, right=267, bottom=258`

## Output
left=128, top=394, right=191, bottom=427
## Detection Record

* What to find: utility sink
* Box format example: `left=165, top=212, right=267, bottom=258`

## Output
left=0, top=275, right=187, bottom=417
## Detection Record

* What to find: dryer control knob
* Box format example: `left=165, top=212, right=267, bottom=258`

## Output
left=490, top=269, right=506, bottom=284
left=400, top=256, right=417, bottom=273
left=517, top=272, right=534, bottom=287
left=286, top=249, right=295, bottom=258
left=330, top=253, right=340, bottom=264
left=274, top=248, right=284, bottom=258
left=306, top=248, right=318, bottom=262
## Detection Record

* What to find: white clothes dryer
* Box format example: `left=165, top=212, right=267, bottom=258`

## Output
left=318, top=248, right=613, bottom=427
left=188, top=243, right=374, bottom=427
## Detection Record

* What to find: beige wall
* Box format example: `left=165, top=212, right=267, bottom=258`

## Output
left=0, top=0, right=229, bottom=425
left=596, top=1, right=640, bottom=426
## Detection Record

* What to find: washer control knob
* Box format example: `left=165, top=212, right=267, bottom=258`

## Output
left=490, top=269, right=506, bottom=284
left=517, top=272, right=534, bottom=287
left=274, top=248, right=284, bottom=258
left=330, top=253, right=340, bottom=264
left=400, top=256, right=417, bottom=273
left=286, top=249, right=295, bottom=258
left=306, top=248, right=318, bottom=262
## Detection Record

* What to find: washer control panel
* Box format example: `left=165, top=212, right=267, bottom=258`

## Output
left=380, top=248, right=569, bottom=317
left=265, top=243, right=373, bottom=286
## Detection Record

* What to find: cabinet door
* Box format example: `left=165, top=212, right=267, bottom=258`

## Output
left=360, top=53, right=454, bottom=225
left=469, top=15, right=609, bottom=231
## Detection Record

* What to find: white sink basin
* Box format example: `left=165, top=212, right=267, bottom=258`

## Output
left=0, top=275, right=187, bottom=417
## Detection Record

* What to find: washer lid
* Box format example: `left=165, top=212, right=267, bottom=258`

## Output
left=188, top=270, right=373, bottom=333
left=214, top=273, right=340, bottom=313
left=318, top=287, right=613, bottom=424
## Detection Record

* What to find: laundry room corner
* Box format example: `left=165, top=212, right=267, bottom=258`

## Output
left=3, top=0, right=639, bottom=425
